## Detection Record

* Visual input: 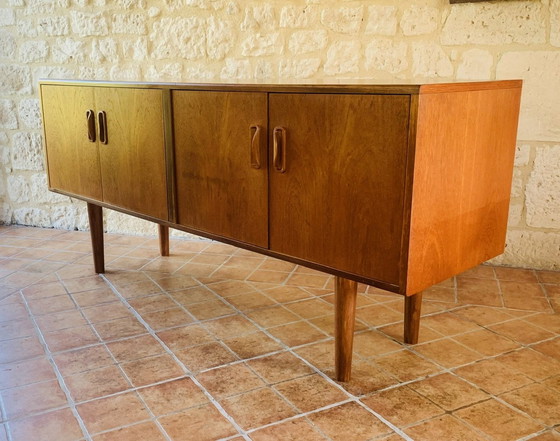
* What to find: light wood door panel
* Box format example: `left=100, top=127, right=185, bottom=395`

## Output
left=95, top=87, right=168, bottom=220
left=173, top=91, right=268, bottom=248
left=41, top=85, right=103, bottom=200
left=269, top=93, right=410, bottom=285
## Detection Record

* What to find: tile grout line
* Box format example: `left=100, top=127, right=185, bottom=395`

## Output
left=18, top=291, right=94, bottom=441
left=0, top=385, right=14, bottom=441
left=100, top=274, right=252, bottom=441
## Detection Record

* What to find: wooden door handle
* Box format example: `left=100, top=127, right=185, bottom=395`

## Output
left=86, top=110, right=96, bottom=142
left=97, top=111, right=108, bottom=144
left=250, top=125, right=262, bottom=169
left=273, top=127, right=286, bottom=173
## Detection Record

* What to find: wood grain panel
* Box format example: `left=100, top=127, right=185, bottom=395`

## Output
left=269, top=93, right=410, bottom=285
left=173, top=91, right=268, bottom=248
left=405, top=85, right=522, bottom=294
left=41, top=85, right=103, bottom=200
left=95, top=88, right=168, bottom=220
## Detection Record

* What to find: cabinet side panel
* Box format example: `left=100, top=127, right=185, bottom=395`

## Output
left=406, top=86, right=522, bottom=294
left=40, top=85, right=103, bottom=200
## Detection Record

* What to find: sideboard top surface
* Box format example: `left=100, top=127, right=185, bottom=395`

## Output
left=39, top=79, right=522, bottom=95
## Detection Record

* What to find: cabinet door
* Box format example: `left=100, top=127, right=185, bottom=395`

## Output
left=173, top=91, right=268, bottom=248
left=95, top=87, right=168, bottom=220
left=269, top=93, right=410, bottom=285
left=41, top=85, right=103, bottom=200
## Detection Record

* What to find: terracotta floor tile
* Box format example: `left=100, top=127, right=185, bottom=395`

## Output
left=65, top=365, right=131, bottom=402
left=0, top=318, right=35, bottom=341
left=0, top=336, right=45, bottom=364
left=408, top=373, right=489, bottom=411
left=156, top=275, right=199, bottom=292
left=362, top=385, right=444, bottom=426
left=197, top=363, right=265, bottom=399
left=62, top=275, right=108, bottom=293
left=1, top=379, right=68, bottom=419
left=495, top=348, right=560, bottom=381
left=184, top=298, right=236, bottom=321
left=247, top=269, right=290, bottom=284
left=106, top=334, right=165, bottom=363
left=26, top=294, right=77, bottom=316
left=54, top=345, right=114, bottom=376
left=138, top=377, right=208, bottom=416
left=223, top=255, right=263, bottom=269
left=78, top=392, right=150, bottom=434
left=310, top=313, right=369, bottom=337
left=250, top=417, right=327, bottom=441
left=490, top=318, right=555, bottom=344
left=141, top=307, right=194, bottom=330
left=93, top=421, right=167, bottom=441
left=458, top=265, right=496, bottom=279
left=285, top=298, right=334, bottom=319
left=36, top=310, right=88, bottom=332
left=379, top=322, right=443, bottom=344
left=309, top=402, right=393, bottom=441
left=169, top=286, right=217, bottom=305
left=10, top=408, right=84, bottom=441
left=246, top=305, right=300, bottom=328
left=356, top=304, right=403, bottom=327
left=121, top=354, right=184, bottom=387
left=420, top=312, right=481, bottom=336
left=528, top=431, right=560, bottom=441
left=203, top=315, right=259, bottom=339
left=189, top=253, right=230, bottom=266
left=108, top=257, right=152, bottom=271
left=405, top=414, right=487, bottom=441
left=93, top=316, right=146, bottom=341
left=453, top=328, right=520, bottom=356
left=159, top=403, right=238, bottom=441
left=454, top=398, right=544, bottom=441
left=532, top=337, right=560, bottom=360
left=503, top=293, right=553, bottom=312
left=352, top=330, right=403, bottom=359
left=205, top=280, right=257, bottom=298
left=141, top=259, right=185, bottom=273
left=525, top=313, right=560, bottom=333
left=0, top=424, right=6, bottom=441
left=286, top=273, right=330, bottom=289
left=453, top=358, right=533, bottom=395
left=268, top=321, right=327, bottom=347
left=413, top=338, right=483, bottom=368
left=157, top=324, right=215, bottom=350
left=247, top=352, right=314, bottom=384
left=43, top=324, right=100, bottom=352
left=537, top=271, right=560, bottom=284
left=224, top=331, right=283, bottom=359
left=258, top=258, right=297, bottom=272
left=0, top=357, right=55, bottom=390
left=264, top=285, right=313, bottom=303
left=175, top=342, right=238, bottom=372
left=118, top=280, right=164, bottom=299
left=501, top=383, right=560, bottom=426
left=453, top=305, right=515, bottom=325
left=274, top=374, right=348, bottom=412
left=295, top=341, right=335, bottom=372
left=211, top=266, right=255, bottom=280
left=495, top=267, right=539, bottom=282
left=21, top=281, right=67, bottom=300
left=71, top=287, right=118, bottom=308
left=375, top=350, right=441, bottom=382
left=82, top=302, right=132, bottom=323
left=221, top=387, right=295, bottom=430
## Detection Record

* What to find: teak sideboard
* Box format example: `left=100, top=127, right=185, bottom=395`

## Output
left=39, top=80, right=522, bottom=381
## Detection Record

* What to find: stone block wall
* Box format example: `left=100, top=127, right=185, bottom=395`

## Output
left=0, top=0, right=559, bottom=269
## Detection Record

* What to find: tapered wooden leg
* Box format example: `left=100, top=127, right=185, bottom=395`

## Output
left=404, top=291, right=423, bottom=344
left=335, top=276, right=358, bottom=382
left=158, top=224, right=170, bottom=257
left=86, top=203, right=104, bottom=274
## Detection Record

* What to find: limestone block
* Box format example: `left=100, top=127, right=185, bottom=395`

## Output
left=116, top=0, right=144, bottom=8
left=324, top=41, right=360, bottom=75
left=280, top=5, right=318, bottom=28
left=9, top=0, right=24, bottom=6
left=442, top=2, right=546, bottom=45
left=241, top=33, right=282, bottom=57
left=0, top=203, right=13, bottom=225
left=145, top=63, right=182, bottom=81
left=7, top=175, right=30, bottom=203
left=73, top=0, right=89, bottom=7
left=220, top=58, right=251, bottom=80
left=401, top=6, right=438, bottom=36
left=0, top=31, right=17, bottom=59
left=365, top=6, right=397, bottom=36
left=19, top=40, right=49, bottom=63
left=365, top=39, right=408, bottom=75
left=183, top=64, right=216, bottom=81
left=17, top=20, right=38, bottom=38
left=112, top=13, right=147, bottom=35
left=510, top=168, right=523, bottom=199
left=288, top=30, right=327, bottom=55
left=109, top=65, right=141, bottom=81
left=412, top=43, right=453, bottom=78
left=12, top=132, right=43, bottom=171
left=105, top=210, right=158, bottom=235
left=0, top=8, right=16, bottom=26
left=0, top=100, right=18, bottom=130
left=51, top=205, right=80, bottom=230
left=122, top=38, right=148, bottom=61
left=254, top=60, right=274, bottom=81
left=491, top=230, right=560, bottom=270
left=79, top=66, right=108, bottom=80
left=496, top=51, right=560, bottom=142
left=508, top=203, right=523, bottom=227
left=70, top=11, right=108, bottom=37
left=0, top=65, right=32, bottom=95
left=90, top=38, right=118, bottom=63
left=552, top=0, right=560, bottom=46
left=515, top=144, right=531, bottom=167
left=18, top=99, right=41, bottom=130
left=321, top=7, right=363, bottom=34
left=30, top=173, right=68, bottom=203
left=206, top=16, right=234, bottom=60
left=52, top=38, right=86, bottom=64
left=151, top=17, right=206, bottom=60
left=38, top=17, right=69, bottom=36
left=148, top=7, right=160, bottom=17
left=0, top=132, right=8, bottom=145
left=32, top=66, right=76, bottom=85
left=456, top=49, right=493, bottom=81
left=241, top=5, right=275, bottom=31
left=526, top=145, right=560, bottom=228
left=279, top=58, right=320, bottom=79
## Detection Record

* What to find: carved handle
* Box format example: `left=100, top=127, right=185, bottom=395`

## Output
left=273, top=127, right=286, bottom=173
left=86, top=110, right=96, bottom=142
left=97, top=111, right=108, bottom=145
left=250, top=125, right=262, bottom=169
